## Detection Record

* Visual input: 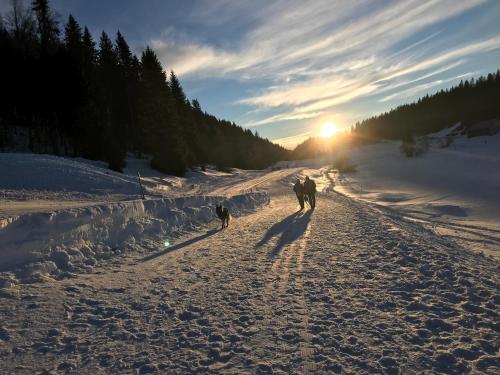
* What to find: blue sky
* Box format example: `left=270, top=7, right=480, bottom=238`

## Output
left=2, top=0, right=500, bottom=148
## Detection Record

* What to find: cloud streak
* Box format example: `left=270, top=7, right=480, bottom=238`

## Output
left=145, top=0, right=498, bottom=144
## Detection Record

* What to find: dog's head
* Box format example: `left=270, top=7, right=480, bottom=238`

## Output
left=215, top=204, right=223, bottom=215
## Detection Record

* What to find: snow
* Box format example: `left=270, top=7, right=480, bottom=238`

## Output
left=0, top=192, right=269, bottom=278
left=1, top=153, right=142, bottom=197
left=0, top=135, right=499, bottom=374
left=0, top=168, right=498, bottom=374
left=0, top=153, right=271, bottom=218
left=331, top=132, right=500, bottom=258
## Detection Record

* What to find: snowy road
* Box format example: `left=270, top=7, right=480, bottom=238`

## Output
left=0, top=170, right=499, bottom=374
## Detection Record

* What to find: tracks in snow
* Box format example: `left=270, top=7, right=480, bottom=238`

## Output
left=1, top=173, right=499, bottom=374
left=208, top=168, right=301, bottom=196
left=253, top=204, right=316, bottom=374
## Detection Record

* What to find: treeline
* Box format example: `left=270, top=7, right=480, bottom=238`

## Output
left=0, top=0, right=288, bottom=175
left=353, top=70, right=500, bottom=142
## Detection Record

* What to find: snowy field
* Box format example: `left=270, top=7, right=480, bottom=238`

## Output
left=0, top=140, right=499, bottom=374
left=331, top=132, right=500, bottom=259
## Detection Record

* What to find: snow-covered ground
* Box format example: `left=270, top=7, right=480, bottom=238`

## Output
left=0, top=193, right=270, bottom=279
left=0, top=137, right=499, bottom=374
left=0, top=153, right=286, bottom=219
left=0, top=153, right=300, bottom=282
left=317, top=132, right=500, bottom=259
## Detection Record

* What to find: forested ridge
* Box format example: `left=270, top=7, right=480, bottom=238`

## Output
left=352, top=70, right=500, bottom=142
left=0, top=0, right=288, bottom=175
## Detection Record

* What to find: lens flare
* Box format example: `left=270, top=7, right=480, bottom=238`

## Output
left=164, top=240, right=170, bottom=247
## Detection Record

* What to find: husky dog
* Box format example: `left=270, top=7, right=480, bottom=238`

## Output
left=215, top=204, right=231, bottom=229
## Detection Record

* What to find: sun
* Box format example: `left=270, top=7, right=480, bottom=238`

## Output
left=320, top=121, right=337, bottom=137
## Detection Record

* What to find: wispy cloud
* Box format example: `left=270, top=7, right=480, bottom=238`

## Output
left=244, top=33, right=499, bottom=128
left=158, top=0, right=484, bottom=79
left=144, top=0, right=498, bottom=145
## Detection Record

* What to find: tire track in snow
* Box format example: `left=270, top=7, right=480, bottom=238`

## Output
left=293, top=225, right=316, bottom=374
left=250, top=202, right=295, bottom=367
left=251, top=198, right=316, bottom=373
left=209, top=168, right=301, bottom=196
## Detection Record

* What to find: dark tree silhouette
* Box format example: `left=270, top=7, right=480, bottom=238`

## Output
left=31, top=0, right=59, bottom=54
left=0, top=0, right=290, bottom=174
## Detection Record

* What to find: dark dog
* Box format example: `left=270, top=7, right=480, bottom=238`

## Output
left=215, top=204, right=231, bottom=229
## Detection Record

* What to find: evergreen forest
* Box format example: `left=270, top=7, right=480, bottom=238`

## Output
left=0, top=0, right=288, bottom=175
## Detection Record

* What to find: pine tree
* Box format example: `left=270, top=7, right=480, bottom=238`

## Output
left=64, top=15, right=81, bottom=59
left=115, top=30, right=139, bottom=151
left=98, top=31, right=116, bottom=68
left=77, top=26, right=98, bottom=158
left=81, top=26, right=97, bottom=86
left=96, top=31, right=126, bottom=171
left=116, top=31, right=132, bottom=68
left=31, top=0, right=59, bottom=54
left=60, top=14, right=84, bottom=153
left=138, top=46, right=169, bottom=154
left=192, top=99, right=202, bottom=112
left=169, top=70, right=187, bottom=105
left=138, top=48, right=189, bottom=175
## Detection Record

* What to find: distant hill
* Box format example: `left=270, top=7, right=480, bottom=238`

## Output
left=0, top=0, right=288, bottom=175
left=352, top=70, right=500, bottom=142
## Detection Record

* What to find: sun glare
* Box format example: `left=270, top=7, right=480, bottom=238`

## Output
left=320, top=121, right=337, bottom=137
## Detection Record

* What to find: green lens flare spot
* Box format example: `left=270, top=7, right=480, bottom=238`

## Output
left=164, top=241, right=170, bottom=247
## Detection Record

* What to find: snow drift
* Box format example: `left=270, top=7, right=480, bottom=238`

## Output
left=0, top=192, right=269, bottom=278
left=0, top=153, right=142, bottom=196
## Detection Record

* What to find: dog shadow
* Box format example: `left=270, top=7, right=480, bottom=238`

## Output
left=256, top=209, right=313, bottom=257
left=140, top=229, right=219, bottom=262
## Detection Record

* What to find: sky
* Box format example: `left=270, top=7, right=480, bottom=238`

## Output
left=2, top=0, right=500, bottom=148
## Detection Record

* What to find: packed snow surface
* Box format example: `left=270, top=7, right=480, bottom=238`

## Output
left=0, top=134, right=498, bottom=374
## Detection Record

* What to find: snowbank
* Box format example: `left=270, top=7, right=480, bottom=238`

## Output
left=0, top=192, right=269, bottom=279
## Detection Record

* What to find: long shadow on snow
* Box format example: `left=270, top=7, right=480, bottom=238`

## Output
left=140, top=229, right=219, bottom=262
left=256, top=209, right=312, bottom=257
